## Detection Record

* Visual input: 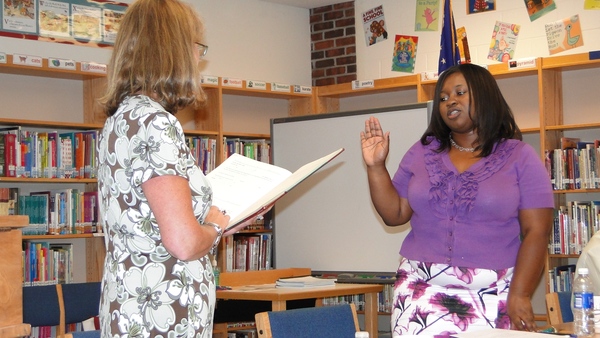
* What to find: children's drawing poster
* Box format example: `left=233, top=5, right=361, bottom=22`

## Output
left=391, top=35, right=418, bottom=73
left=415, top=0, right=440, bottom=32
left=545, top=15, right=584, bottom=55
left=363, top=5, right=388, bottom=46
left=524, top=0, right=556, bottom=22
left=487, top=21, right=520, bottom=62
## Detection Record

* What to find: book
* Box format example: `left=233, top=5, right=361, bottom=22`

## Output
left=275, top=275, right=336, bottom=288
left=207, top=147, right=344, bottom=229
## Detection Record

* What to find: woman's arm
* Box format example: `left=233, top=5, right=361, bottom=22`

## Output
left=361, top=117, right=412, bottom=225
left=142, top=174, right=230, bottom=261
left=507, top=207, right=553, bottom=331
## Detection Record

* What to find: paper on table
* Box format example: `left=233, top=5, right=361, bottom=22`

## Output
left=207, top=148, right=344, bottom=229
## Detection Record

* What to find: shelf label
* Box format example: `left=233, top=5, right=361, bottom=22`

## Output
left=222, top=77, right=243, bottom=88
left=271, top=83, right=291, bottom=93
left=420, top=71, right=439, bottom=81
left=508, top=57, right=537, bottom=70
left=247, top=80, right=267, bottom=90
left=12, top=54, right=42, bottom=67
left=81, top=62, right=107, bottom=74
left=48, top=58, right=76, bottom=71
left=352, top=80, right=374, bottom=90
left=0, top=52, right=6, bottom=64
left=293, top=85, right=312, bottom=94
left=202, top=75, right=219, bottom=85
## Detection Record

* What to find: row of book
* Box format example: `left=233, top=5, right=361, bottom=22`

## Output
left=319, top=283, right=395, bottom=314
left=548, top=264, right=575, bottom=293
left=223, top=234, right=272, bottom=272
left=224, top=138, right=270, bottom=164
left=545, top=137, right=600, bottom=190
left=0, top=127, right=98, bottom=179
left=0, top=187, right=100, bottom=236
left=22, top=241, right=74, bottom=287
left=549, top=200, right=600, bottom=255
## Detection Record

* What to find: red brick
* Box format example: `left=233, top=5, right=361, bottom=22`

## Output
left=326, top=48, right=345, bottom=58
left=315, top=59, right=335, bottom=68
left=310, top=14, right=323, bottom=24
left=312, top=21, right=334, bottom=32
left=311, top=32, right=323, bottom=41
left=324, top=10, right=344, bottom=21
left=313, top=40, right=334, bottom=51
left=326, top=66, right=346, bottom=76
left=336, top=18, right=354, bottom=28
left=336, top=36, right=355, bottom=47
left=311, top=6, right=333, bottom=14
left=324, top=29, right=345, bottom=39
left=336, top=55, right=356, bottom=65
left=315, top=77, right=336, bottom=86
left=336, top=74, right=357, bottom=84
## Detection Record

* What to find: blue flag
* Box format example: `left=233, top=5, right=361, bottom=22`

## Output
left=438, top=0, right=461, bottom=74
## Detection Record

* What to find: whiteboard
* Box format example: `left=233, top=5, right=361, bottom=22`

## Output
left=271, top=102, right=430, bottom=272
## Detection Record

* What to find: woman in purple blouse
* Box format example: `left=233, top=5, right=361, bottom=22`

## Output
left=360, top=63, right=553, bottom=336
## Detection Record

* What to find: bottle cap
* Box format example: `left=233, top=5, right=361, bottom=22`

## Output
left=579, top=267, right=589, bottom=275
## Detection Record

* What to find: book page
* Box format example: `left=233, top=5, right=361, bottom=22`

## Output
left=207, top=148, right=344, bottom=229
left=207, top=153, right=292, bottom=224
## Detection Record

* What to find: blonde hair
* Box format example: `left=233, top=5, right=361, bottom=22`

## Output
left=101, top=0, right=206, bottom=116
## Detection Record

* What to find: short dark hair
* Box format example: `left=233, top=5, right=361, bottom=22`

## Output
left=421, top=63, right=521, bottom=157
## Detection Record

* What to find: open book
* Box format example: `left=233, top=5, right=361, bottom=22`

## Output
left=207, top=147, right=344, bottom=230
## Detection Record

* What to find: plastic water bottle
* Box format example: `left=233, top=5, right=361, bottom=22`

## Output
left=573, top=267, right=595, bottom=337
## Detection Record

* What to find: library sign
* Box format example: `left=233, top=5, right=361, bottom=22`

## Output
left=1, top=0, right=127, bottom=48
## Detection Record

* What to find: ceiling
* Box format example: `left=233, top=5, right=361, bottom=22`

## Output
left=260, top=0, right=348, bottom=9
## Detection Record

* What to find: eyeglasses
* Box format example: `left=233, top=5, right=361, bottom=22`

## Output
left=195, top=43, right=208, bottom=57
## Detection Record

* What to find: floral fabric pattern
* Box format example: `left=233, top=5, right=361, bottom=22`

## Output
left=392, top=258, right=512, bottom=336
left=97, top=95, right=216, bottom=338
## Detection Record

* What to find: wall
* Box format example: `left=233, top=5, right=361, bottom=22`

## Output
left=354, top=0, right=600, bottom=80
left=310, top=1, right=357, bottom=86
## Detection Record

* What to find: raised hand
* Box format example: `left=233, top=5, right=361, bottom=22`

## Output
left=360, top=116, right=390, bottom=167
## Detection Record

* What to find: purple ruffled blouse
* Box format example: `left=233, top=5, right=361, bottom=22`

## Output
left=392, top=137, right=554, bottom=270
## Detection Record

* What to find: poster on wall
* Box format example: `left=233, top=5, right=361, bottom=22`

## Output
left=524, top=0, right=556, bottom=22
left=545, top=15, right=584, bottom=55
left=362, top=5, right=388, bottom=46
left=457, top=26, right=471, bottom=63
left=467, top=0, right=496, bottom=14
left=1, top=0, right=126, bottom=47
left=584, top=0, right=600, bottom=9
left=415, top=0, right=440, bottom=32
left=487, top=21, right=520, bottom=62
left=391, top=34, right=418, bottom=73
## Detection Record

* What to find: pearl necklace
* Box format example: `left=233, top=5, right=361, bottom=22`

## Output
left=449, top=134, right=475, bottom=152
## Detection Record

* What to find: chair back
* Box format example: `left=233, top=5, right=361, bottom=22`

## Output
left=255, top=303, right=359, bottom=338
left=22, top=282, right=101, bottom=338
left=546, top=291, right=574, bottom=325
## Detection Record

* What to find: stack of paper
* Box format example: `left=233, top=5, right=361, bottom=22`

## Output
left=275, top=276, right=336, bottom=288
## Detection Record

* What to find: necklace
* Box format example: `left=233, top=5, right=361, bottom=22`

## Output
left=449, top=134, right=475, bottom=152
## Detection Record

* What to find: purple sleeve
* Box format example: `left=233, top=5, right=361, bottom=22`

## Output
left=391, top=141, right=421, bottom=199
left=518, top=143, right=554, bottom=209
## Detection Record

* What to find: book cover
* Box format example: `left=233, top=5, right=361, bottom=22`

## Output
left=59, top=132, right=75, bottom=178
left=391, top=35, right=418, bottom=73
left=545, top=15, right=584, bottom=56
left=4, top=133, right=17, bottom=177
left=362, top=5, right=387, bottom=46
left=487, top=21, right=520, bottom=62
left=415, top=0, right=439, bottom=32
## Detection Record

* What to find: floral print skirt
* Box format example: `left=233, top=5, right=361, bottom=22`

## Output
left=391, top=258, right=513, bottom=336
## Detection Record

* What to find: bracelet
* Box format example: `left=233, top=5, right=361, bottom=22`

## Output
left=205, top=222, right=223, bottom=254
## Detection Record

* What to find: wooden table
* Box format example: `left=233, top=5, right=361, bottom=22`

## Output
left=216, top=282, right=384, bottom=338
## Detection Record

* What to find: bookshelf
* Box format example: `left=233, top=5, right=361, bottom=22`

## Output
left=0, top=53, right=314, bottom=285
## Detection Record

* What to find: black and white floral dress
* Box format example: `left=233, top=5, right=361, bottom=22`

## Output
left=97, top=95, right=216, bottom=338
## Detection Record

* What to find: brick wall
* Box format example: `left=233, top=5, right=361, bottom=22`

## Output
left=310, top=1, right=356, bottom=86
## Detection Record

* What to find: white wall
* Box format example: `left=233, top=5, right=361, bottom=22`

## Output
left=0, top=0, right=312, bottom=86
left=354, top=0, right=600, bottom=80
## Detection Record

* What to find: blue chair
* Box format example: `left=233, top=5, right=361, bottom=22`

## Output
left=22, top=282, right=101, bottom=338
left=254, top=303, right=359, bottom=338
left=546, top=291, right=574, bottom=325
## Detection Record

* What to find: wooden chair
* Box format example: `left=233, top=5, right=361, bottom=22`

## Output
left=254, top=303, right=359, bottom=338
left=546, top=292, right=574, bottom=325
